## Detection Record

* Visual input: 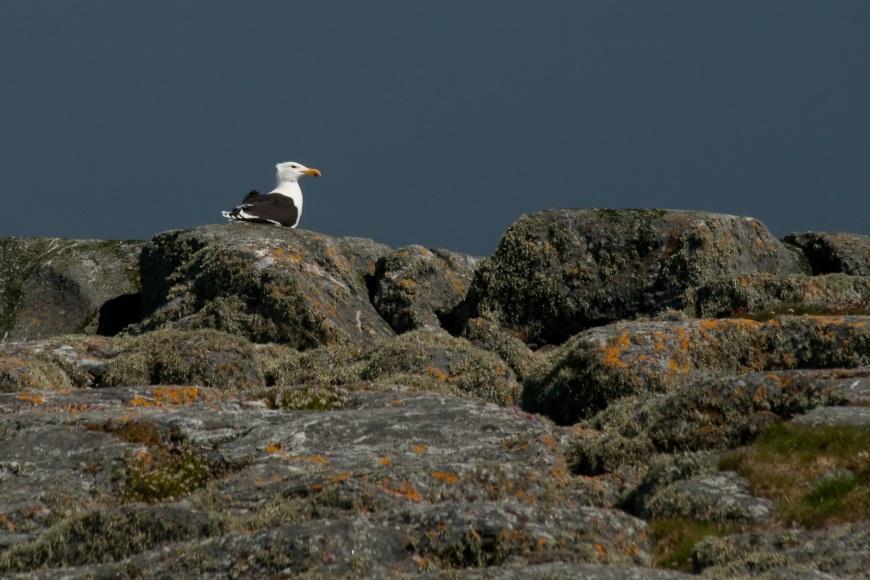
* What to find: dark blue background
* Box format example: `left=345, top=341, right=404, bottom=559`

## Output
left=1, top=1, right=868, bottom=254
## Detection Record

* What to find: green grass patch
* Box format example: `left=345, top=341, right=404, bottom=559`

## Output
left=124, top=446, right=214, bottom=502
left=719, top=422, right=870, bottom=528
left=650, top=518, right=737, bottom=572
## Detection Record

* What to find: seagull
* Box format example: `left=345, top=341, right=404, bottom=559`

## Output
left=222, top=161, right=322, bottom=227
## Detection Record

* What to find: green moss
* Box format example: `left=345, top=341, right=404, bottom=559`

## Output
left=0, top=507, right=219, bottom=572
left=101, top=329, right=264, bottom=389
left=124, top=446, right=214, bottom=502
left=719, top=422, right=870, bottom=528
left=262, top=385, right=348, bottom=411
left=650, top=518, right=737, bottom=572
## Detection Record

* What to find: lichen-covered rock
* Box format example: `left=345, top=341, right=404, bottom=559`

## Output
left=262, top=328, right=521, bottom=405
left=641, top=472, right=774, bottom=524
left=131, top=224, right=394, bottom=349
left=459, top=562, right=693, bottom=579
left=0, top=353, right=72, bottom=392
left=371, top=245, right=478, bottom=333
left=523, top=316, right=870, bottom=424
left=568, top=368, right=864, bottom=474
left=784, top=231, right=870, bottom=275
left=689, top=273, right=870, bottom=318
left=462, top=316, right=539, bottom=379
left=692, top=521, right=870, bottom=578
left=791, top=405, right=870, bottom=427
left=458, top=209, right=806, bottom=345
left=0, top=330, right=265, bottom=390
left=0, top=237, right=142, bottom=340
left=101, top=329, right=265, bottom=389
left=0, top=388, right=654, bottom=575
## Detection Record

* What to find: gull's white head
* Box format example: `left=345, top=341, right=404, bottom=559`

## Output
left=276, top=161, right=322, bottom=183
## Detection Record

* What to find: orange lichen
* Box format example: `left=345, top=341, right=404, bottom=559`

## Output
left=379, top=480, right=423, bottom=502
left=377, top=456, right=392, bottom=466
left=330, top=471, right=352, bottom=484
left=601, top=332, right=631, bottom=368
left=595, top=543, right=608, bottom=556
left=153, top=386, right=200, bottom=406
left=265, top=442, right=283, bottom=454
left=425, top=366, right=449, bottom=382
left=540, top=434, right=556, bottom=450
left=411, top=443, right=429, bottom=455
left=16, top=393, right=45, bottom=405
left=431, top=471, right=460, bottom=484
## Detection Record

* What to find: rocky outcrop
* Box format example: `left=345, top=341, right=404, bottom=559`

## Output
left=458, top=209, right=806, bottom=345
left=523, top=316, right=870, bottom=424
left=689, top=273, right=870, bottom=318
left=131, top=224, right=395, bottom=349
left=0, top=389, right=650, bottom=576
left=0, top=214, right=866, bottom=578
left=784, top=231, right=870, bottom=275
left=0, top=237, right=142, bottom=340
left=371, top=245, right=478, bottom=333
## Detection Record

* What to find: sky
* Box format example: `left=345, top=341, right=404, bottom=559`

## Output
left=1, top=1, right=868, bottom=255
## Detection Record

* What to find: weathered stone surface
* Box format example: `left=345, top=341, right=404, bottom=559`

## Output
left=0, top=237, right=142, bottom=341
left=641, top=472, right=774, bottom=524
left=523, top=316, right=870, bottom=424
left=371, top=245, right=478, bottom=333
left=0, top=388, right=656, bottom=576
left=131, top=224, right=395, bottom=349
left=784, top=231, right=870, bottom=275
left=261, top=328, right=521, bottom=405
left=690, top=273, right=870, bottom=318
left=458, top=562, right=693, bottom=579
left=458, top=209, right=806, bottom=345
left=568, top=368, right=866, bottom=474
left=692, top=521, right=870, bottom=578
left=791, top=405, right=870, bottom=427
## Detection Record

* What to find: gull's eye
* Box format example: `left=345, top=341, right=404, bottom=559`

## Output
left=291, top=164, right=298, bottom=169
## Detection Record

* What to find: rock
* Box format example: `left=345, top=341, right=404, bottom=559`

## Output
left=100, top=329, right=265, bottom=389
left=131, top=224, right=395, bottom=349
left=261, top=328, right=521, bottom=405
left=462, top=316, right=539, bottom=379
left=0, top=237, right=142, bottom=341
left=458, top=562, right=693, bottom=579
left=784, top=231, right=870, bottom=275
left=689, top=273, right=870, bottom=318
left=458, top=209, right=806, bottom=345
left=523, top=316, right=870, bottom=424
left=0, top=330, right=266, bottom=390
left=0, top=387, right=655, bottom=575
left=791, top=405, right=870, bottom=428
left=371, top=245, right=478, bottom=333
left=641, top=472, right=774, bottom=524
left=568, top=368, right=864, bottom=474
left=692, top=521, right=870, bottom=578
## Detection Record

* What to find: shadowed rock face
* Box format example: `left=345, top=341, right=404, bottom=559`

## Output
left=784, top=231, right=870, bottom=275
left=130, top=223, right=395, bottom=349
left=371, top=245, right=479, bottom=333
left=0, top=237, right=142, bottom=341
left=459, top=209, right=807, bottom=345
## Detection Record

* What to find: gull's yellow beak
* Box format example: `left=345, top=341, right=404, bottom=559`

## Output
left=303, top=168, right=322, bottom=177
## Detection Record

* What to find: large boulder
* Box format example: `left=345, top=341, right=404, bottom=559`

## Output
left=784, top=231, right=870, bottom=275
left=371, top=245, right=478, bottom=333
left=0, top=237, right=142, bottom=340
left=459, top=209, right=807, bottom=345
left=131, top=224, right=395, bottom=349
left=523, top=316, right=870, bottom=424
